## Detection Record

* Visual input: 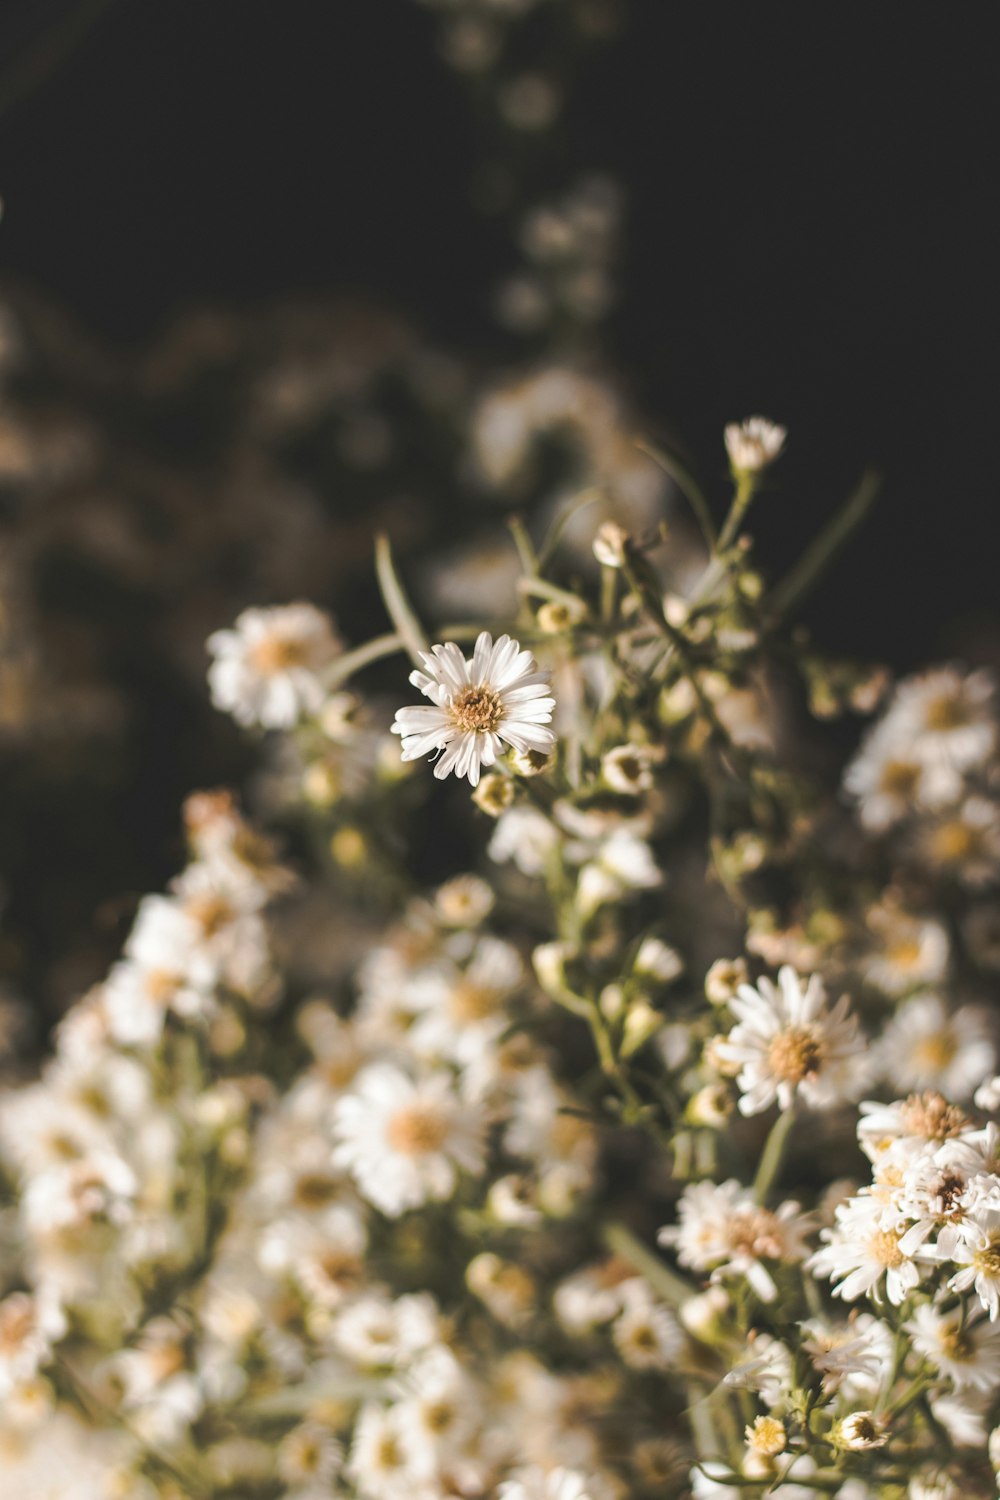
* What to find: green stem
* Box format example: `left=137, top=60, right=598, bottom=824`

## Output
left=375, top=533, right=429, bottom=666
left=602, top=1221, right=699, bottom=1307
left=324, top=631, right=405, bottom=688
left=716, top=473, right=758, bottom=553
left=752, top=1106, right=796, bottom=1203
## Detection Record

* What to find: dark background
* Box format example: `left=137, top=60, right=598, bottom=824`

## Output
left=1, top=1, right=996, bottom=667
left=0, top=1, right=997, bottom=1027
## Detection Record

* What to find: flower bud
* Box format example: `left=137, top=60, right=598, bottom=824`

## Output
left=592, top=520, right=630, bottom=567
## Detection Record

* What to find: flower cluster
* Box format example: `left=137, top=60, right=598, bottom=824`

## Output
left=4, top=413, right=1000, bottom=1500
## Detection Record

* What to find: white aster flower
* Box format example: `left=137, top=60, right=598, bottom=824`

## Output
left=800, top=1313, right=892, bottom=1398
left=808, top=1195, right=923, bottom=1305
left=874, top=994, right=995, bottom=1100
left=724, top=417, right=786, bottom=474
left=659, top=1179, right=810, bottom=1303
left=488, top=806, right=559, bottom=875
left=391, top=632, right=556, bottom=787
left=207, top=603, right=342, bottom=728
left=610, top=1278, right=683, bottom=1370
left=836, top=1411, right=888, bottom=1450
left=862, top=900, right=950, bottom=997
left=888, top=666, right=995, bottom=773
left=857, top=1092, right=971, bottom=1166
left=907, top=1303, right=1000, bottom=1392
left=716, top=965, right=862, bottom=1115
left=332, top=1292, right=440, bottom=1369
left=332, top=1064, right=487, bottom=1216
left=844, top=718, right=962, bottom=831
left=499, top=1466, right=602, bottom=1500
left=940, top=1198, right=1000, bottom=1319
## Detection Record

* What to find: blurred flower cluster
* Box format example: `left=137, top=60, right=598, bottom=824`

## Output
left=3, top=402, right=1000, bottom=1500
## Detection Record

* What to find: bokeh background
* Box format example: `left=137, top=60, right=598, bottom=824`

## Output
left=1, top=0, right=997, bottom=1033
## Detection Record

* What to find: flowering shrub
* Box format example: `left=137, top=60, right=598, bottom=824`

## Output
left=3, top=416, right=1000, bottom=1500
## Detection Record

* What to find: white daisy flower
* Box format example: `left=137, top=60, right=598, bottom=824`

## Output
left=391, top=631, right=556, bottom=787
left=857, top=1092, right=971, bottom=1166
left=332, top=1292, right=441, bottom=1369
left=914, top=796, right=1000, bottom=887
left=808, top=1195, right=923, bottom=1305
left=659, top=1179, right=810, bottom=1303
left=724, top=417, right=786, bottom=474
left=332, top=1064, right=487, bottom=1217
left=845, top=716, right=962, bottom=831
left=716, top=965, right=863, bottom=1116
left=862, top=900, right=949, bottom=997
left=800, top=1313, right=892, bottom=1398
left=610, top=1278, right=683, bottom=1370
left=207, top=603, right=343, bottom=729
left=940, top=1198, right=1000, bottom=1319
left=889, top=666, right=995, bottom=772
left=488, top=806, right=559, bottom=875
left=907, top=1303, right=1000, bottom=1392
left=499, top=1465, right=602, bottom=1500
left=874, top=994, right=995, bottom=1101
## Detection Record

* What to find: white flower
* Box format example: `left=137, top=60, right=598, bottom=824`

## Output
left=601, top=742, right=657, bottom=794
left=800, top=1313, right=892, bottom=1398
left=888, top=666, right=995, bottom=772
left=499, top=1466, right=602, bottom=1500
left=592, top=521, right=630, bottom=568
left=277, top=1422, right=343, bottom=1487
left=808, top=1195, right=923, bottom=1305
left=857, top=1093, right=971, bottom=1166
left=976, top=1075, right=1000, bottom=1111
left=836, top=1411, right=888, bottom=1450
left=347, top=1402, right=415, bottom=1500
left=610, top=1278, right=683, bottom=1370
left=940, top=1198, right=1000, bottom=1319
left=724, top=417, right=786, bottom=474
left=207, top=604, right=342, bottom=728
left=575, top=829, right=661, bottom=917
left=391, top=632, right=556, bottom=787
left=332, top=1293, right=440, bottom=1369
left=862, top=901, right=949, bottom=997
left=488, top=806, right=559, bottom=875
left=0, top=1293, right=66, bottom=1397
left=907, top=1303, right=1000, bottom=1392
left=391, top=1345, right=482, bottom=1478
left=716, top=966, right=863, bottom=1115
left=874, top=994, right=995, bottom=1100
left=659, top=1179, right=810, bottom=1303
left=844, top=718, right=961, bottom=831
left=332, top=1064, right=487, bottom=1216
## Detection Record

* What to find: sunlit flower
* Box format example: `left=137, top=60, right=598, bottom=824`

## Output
left=716, top=965, right=863, bottom=1115
left=392, top=632, right=556, bottom=787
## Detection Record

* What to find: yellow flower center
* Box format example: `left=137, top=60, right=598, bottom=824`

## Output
left=767, top=1026, right=823, bottom=1084
left=450, top=685, right=504, bottom=734
left=972, top=1243, right=1000, bottom=1278
left=899, top=1091, right=969, bottom=1140
left=868, top=1230, right=903, bottom=1268
left=250, top=634, right=309, bottom=674
left=911, top=1031, right=958, bottom=1072
left=880, top=760, right=921, bottom=797
left=386, top=1104, right=448, bottom=1157
left=925, top=692, right=969, bottom=731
